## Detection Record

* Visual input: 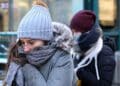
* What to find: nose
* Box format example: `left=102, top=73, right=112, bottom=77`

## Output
left=23, top=45, right=31, bottom=53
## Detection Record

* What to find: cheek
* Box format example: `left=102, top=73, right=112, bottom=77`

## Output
left=24, top=45, right=33, bottom=53
left=32, top=41, right=44, bottom=48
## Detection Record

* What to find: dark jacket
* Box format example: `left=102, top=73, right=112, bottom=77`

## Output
left=76, top=45, right=116, bottom=86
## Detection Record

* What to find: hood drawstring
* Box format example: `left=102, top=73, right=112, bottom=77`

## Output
left=75, top=37, right=103, bottom=80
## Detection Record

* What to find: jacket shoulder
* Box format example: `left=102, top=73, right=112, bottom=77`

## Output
left=53, top=49, right=73, bottom=66
left=99, top=45, right=114, bottom=57
left=98, top=45, right=116, bottom=66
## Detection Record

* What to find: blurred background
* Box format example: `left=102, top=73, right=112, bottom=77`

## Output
left=0, top=0, right=119, bottom=49
left=0, top=0, right=120, bottom=86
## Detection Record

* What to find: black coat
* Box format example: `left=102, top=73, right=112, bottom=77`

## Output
left=75, top=45, right=116, bottom=86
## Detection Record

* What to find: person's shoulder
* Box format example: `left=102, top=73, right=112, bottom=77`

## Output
left=98, top=45, right=116, bottom=65
left=98, top=45, right=115, bottom=61
left=100, top=45, right=114, bottom=56
left=51, top=48, right=72, bottom=60
left=103, top=36, right=116, bottom=52
left=53, top=48, right=73, bottom=66
left=55, top=48, right=71, bottom=57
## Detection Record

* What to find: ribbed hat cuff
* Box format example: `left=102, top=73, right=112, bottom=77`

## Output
left=17, top=31, right=53, bottom=41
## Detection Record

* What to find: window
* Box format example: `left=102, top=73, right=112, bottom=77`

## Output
left=98, top=0, right=117, bottom=27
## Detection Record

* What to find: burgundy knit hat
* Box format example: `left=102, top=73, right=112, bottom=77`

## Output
left=70, top=10, right=96, bottom=33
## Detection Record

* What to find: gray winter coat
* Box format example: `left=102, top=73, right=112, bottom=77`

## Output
left=22, top=49, right=76, bottom=86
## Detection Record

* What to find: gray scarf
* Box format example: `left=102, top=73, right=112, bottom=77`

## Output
left=26, top=45, right=56, bottom=66
left=5, top=45, right=56, bottom=86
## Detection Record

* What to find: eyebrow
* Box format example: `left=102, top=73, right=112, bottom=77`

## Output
left=20, top=39, right=34, bottom=41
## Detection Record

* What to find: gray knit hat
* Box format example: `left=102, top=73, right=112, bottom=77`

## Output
left=17, top=5, right=53, bottom=41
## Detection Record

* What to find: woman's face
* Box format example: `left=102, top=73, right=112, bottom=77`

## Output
left=19, top=38, right=45, bottom=53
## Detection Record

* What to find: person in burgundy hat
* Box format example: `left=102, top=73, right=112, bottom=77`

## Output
left=70, top=10, right=116, bottom=86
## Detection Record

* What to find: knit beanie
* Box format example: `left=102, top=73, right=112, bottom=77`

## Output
left=70, top=10, right=96, bottom=33
left=17, top=5, right=53, bottom=41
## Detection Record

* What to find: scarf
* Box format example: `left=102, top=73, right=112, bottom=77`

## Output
left=5, top=45, right=56, bottom=86
left=78, top=23, right=102, bottom=51
left=75, top=37, right=103, bottom=80
left=26, top=45, right=56, bottom=66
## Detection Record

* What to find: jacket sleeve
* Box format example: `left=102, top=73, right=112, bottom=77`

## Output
left=77, top=45, right=116, bottom=86
left=98, top=46, right=116, bottom=86
left=47, top=54, right=75, bottom=86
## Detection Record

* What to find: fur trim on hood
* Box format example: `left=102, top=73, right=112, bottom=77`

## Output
left=52, top=22, right=73, bottom=53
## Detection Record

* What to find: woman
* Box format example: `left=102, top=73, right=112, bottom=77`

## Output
left=4, top=1, right=76, bottom=86
left=70, top=10, right=116, bottom=86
